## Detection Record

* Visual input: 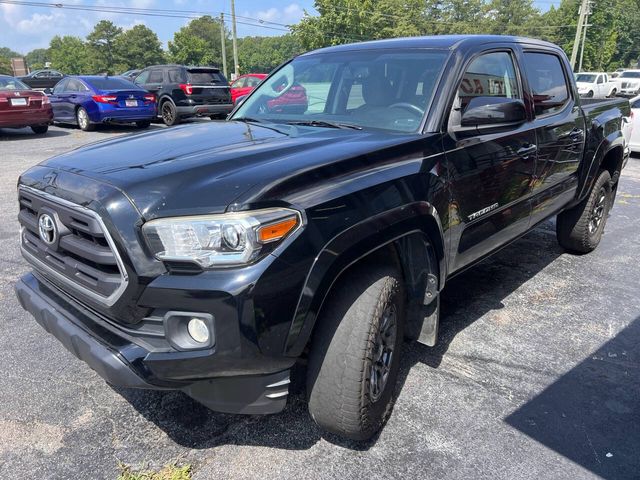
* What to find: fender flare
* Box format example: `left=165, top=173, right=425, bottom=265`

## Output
left=577, top=128, right=626, bottom=201
left=283, top=201, right=446, bottom=356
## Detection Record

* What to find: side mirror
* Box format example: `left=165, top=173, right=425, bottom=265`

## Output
left=44, top=88, right=52, bottom=95
left=460, top=97, right=526, bottom=127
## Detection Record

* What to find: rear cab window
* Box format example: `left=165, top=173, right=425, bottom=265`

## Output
left=522, top=52, right=570, bottom=116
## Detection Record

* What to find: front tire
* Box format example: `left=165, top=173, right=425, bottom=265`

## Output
left=161, top=100, right=179, bottom=126
left=31, top=124, right=48, bottom=134
left=76, top=107, right=94, bottom=131
left=556, top=169, right=612, bottom=253
left=307, top=262, right=404, bottom=441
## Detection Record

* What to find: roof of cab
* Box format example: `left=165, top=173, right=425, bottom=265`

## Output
left=301, top=35, right=559, bottom=56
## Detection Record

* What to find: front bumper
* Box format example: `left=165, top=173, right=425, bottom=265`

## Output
left=15, top=272, right=292, bottom=414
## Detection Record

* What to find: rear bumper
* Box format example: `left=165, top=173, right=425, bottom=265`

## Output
left=176, top=104, right=233, bottom=116
left=0, top=109, right=53, bottom=128
left=92, top=105, right=156, bottom=123
left=15, top=273, right=292, bottom=414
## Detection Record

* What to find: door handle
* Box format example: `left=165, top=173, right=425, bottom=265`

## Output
left=560, top=128, right=584, bottom=141
left=517, top=144, right=537, bottom=159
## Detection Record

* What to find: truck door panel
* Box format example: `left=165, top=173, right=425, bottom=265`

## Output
left=444, top=49, right=536, bottom=272
left=522, top=51, right=584, bottom=225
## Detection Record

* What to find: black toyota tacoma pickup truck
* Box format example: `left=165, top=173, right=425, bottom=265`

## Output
left=15, top=36, right=630, bottom=441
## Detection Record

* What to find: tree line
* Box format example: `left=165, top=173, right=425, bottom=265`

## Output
left=1, top=0, right=639, bottom=78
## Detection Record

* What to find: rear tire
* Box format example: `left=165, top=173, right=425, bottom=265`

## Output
left=135, top=120, right=151, bottom=129
left=31, top=124, right=48, bottom=134
left=556, top=170, right=612, bottom=253
left=585, top=90, right=594, bottom=98
left=161, top=100, right=179, bottom=126
left=307, top=262, right=404, bottom=441
left=76, top=107, right=94, bottom=131
left=608, top=88, right=617, bottom=98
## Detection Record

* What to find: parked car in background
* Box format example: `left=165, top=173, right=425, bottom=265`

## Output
left=18, top=69, right=65, bottom=90
left=614, top=70, right=640, bottom=97
left=623, top=94, right=640, bottom=154
left=0, top=74, right=52, bottom=134
left=575, top=72, right=617, bottom=98
left=50, top=76, right=156, bottom=131
left=134, top=65, right=233, bottom=125
left=230, top=73, right=267, bottom=104
left=120, top=69, right=142, bottom=81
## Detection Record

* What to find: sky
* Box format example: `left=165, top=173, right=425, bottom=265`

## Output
left=0, top=0, right=560, bottom=55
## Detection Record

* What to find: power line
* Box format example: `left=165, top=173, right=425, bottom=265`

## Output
left=0, top=0, right=291, bottom=32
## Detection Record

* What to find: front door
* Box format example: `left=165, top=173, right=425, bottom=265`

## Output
left=444, top=49, right=537, bottom=272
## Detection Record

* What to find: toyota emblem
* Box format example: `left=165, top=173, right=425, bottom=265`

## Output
left=38, top=213, right=57, bottom=245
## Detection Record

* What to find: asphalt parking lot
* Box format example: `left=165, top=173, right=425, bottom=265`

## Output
left=1, top=124, right=639, bottom=480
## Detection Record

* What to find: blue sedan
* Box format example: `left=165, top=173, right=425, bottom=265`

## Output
left=50, top=75, right=156, bottom=131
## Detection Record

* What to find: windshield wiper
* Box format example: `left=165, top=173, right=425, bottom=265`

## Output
left=285, top=120, right=363, bottom=130
left=234, top=116, right=265, bottom=124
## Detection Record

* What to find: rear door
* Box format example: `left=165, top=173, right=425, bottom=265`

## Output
left=66, top=79, right=91, bottom=119
left=186, top=68, right=231, bottom=106
left=137, top=68, right=163, bottom=96
left=444, top=47, right=537, bottom=272
left=521, top=49, right=584, bottom=226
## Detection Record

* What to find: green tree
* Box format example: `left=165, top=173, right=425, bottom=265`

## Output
left=25, top=48, right=50, bottom=70
left=168, top=15, right=230, bottom=68
left=484, top=0, right=540, bottom=35
left=237, top=35, right=303, bottom=72
left=87, top=20, right=123, bottom=74
left=0, top=56, right=12, bottom=75
left=0, top=47, right=22, bottom=59
left=49, top=35, right=91, bottom=74
left=115, top=24, right=165, bottom=71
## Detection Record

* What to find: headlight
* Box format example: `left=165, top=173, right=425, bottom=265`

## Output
left=142, top=208, right=301, bottom=268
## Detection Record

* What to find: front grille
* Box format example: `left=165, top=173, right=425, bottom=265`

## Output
left=18, top=186, right=128, bottom=306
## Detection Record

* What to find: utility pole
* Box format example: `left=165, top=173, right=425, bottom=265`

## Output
left=230, top=0, right=239, bottom=79
left=220, top=13, right=228, bottom=79
left=570, top=0, right=589, bottom=70
left=578, top=1, right=593, bottom=73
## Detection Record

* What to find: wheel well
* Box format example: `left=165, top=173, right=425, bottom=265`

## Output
left=601, top=146, right=624, bottom=183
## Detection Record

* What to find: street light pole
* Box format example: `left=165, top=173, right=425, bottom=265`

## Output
left=570, top=0, right=589, bottom=70
left=230, top=0, right=239, bottom=79
left=220, top=13, right=228, bottom=79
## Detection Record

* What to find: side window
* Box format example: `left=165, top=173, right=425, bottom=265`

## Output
left=454, top=51, right=520, bottom=117
left=246, top=77, right=261, bottom=87
left=66, top=79, right=79, bottom=92
left=148, top=69, right=164, bottom=84
left=597, top=75, right=604, bottom=84
left=35, top=71, right=47, bottom=78
left=234, top=77, right=247, bottom=88
left=135, top=70, right=150, bottom=85
left=53, top=78, right=68, bottom=93
left=522, top=52, right=570, bottom=116
left=632, top=99, right=640, bottom=109
left=168, top=69, right=186, bottom=83
left=51, top=71, right=63, bottom=78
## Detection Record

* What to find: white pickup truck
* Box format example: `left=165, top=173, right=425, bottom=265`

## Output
left=614, top=70, right=640, bottom=98
left=575, top=72, right=617, bottom=98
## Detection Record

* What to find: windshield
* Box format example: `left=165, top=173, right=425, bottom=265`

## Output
left=85, top=77, right=139, bottom=90
left=576, top=74, right=596, bottom=82
left=0, top=77, right=30, bottom=90
left=621, top=72, right=640, bottom=79
left=232, top=49, right=448, bottom=133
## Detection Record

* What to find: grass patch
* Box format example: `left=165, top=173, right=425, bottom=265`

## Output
left=117, top=461, right=191, bottom=480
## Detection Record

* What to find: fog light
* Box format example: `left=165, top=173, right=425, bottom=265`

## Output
left=187, top=318, right=210, bottom=343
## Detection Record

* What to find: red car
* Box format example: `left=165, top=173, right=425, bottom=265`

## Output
left=230, top=73, right=267, bottom=104
left=0, top=75, right=53, bottom=134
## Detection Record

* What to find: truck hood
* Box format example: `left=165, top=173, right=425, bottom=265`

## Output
left=39, top=121, right=419, bottom=219
left=575, top=82, right=593, bottom=90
